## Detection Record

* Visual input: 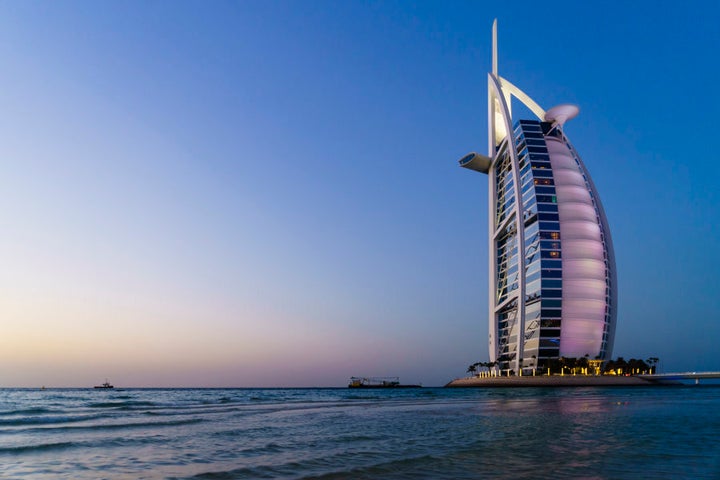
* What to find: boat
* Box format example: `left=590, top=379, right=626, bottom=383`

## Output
left=348, top=376, right=421, bottom=388
left=94, top=380, right=114, bottom=389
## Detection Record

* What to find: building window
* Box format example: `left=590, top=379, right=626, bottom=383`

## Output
left=534, top=178, right=554, bottom=186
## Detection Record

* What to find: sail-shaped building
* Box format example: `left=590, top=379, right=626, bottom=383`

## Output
left=459, top=21, right=617, bottom=374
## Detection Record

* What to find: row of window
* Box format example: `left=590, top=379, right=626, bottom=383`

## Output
left=495, top=190, right=515, bottom=226
left=496, top=230, right=518, bottom=250
left=502, top=329, right=564, bottom=344
left=537, top=203, right=558, bottom=213
left=497, top=254, right=518, bottom=272
left=496, top=218, right=517, bottom=239
left=525, top=270, right=562, bottom=289
left=541, top=240, right=560, bottom=250
left=494, top=143, right=516, bottom=228
left=536, top=194, right=557, bottom=204
left=518, top=152, right=552, bottom=171
left=542, top=269, right=562, bottom=278
left=525, top=267, right=541, bottom=284
left=526, top=249, right=562, bottom=266
left=526, top=255, right=563, bottom=274
left=530, top=160, right=551, bottom=170
left=496, top=263, right=518, bottom=287
left=538, top=348, right=560, bottom=358
left=542, top=299, right=561, bottom=309
left=524, top=223, right=561, bottom=249
left=539, top=221, right=560, bottom=232
left=516, top=120, right=543, bottom=131
left=498, top=183, right=516, bottom=208
left=541, top=259, right=562, bottom=269
left=514, top=134, right=544, bottom=145
left=496, top=282, right=519, bottom=304
left=534, top=185, right=556, bottom=195
left=525, top=224, right=547, bottom=253
left=524, top=288, right=563, bottom=305
left=520, top=165, right=537, bottom=195
left=496, top=243, right=518, bottom=267
left=522, top=190, right=557, bottom=206
left=497, top=274, right=520, bottom=295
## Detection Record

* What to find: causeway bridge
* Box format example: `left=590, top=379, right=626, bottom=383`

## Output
left=639, top=372, right=720, bottom=384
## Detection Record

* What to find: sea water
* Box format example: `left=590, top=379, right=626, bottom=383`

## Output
left=1, top=386, right=719, bottom=479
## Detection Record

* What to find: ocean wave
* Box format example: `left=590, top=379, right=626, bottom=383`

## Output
left=12, top=417, right=207, bottom=435
left=342, top=395, right=382, bottom=400
left=301, top=454, right=438, bottom=479
left=0, top=433, right=182, bottom=456
left=86, top=400, right=158, bottom=409
left=177, top=450, right=401, bottom=480
left=0, top=407, right=55, bottom=416
left=177, top=465, right=283, bottom=479
left=0, top=441, right=75, bottom=454
left=0, top=413, right=105, bottom=427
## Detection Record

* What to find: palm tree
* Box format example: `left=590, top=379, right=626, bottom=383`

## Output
left=627, top=358, right=649, bottom=375
left=604, top=359, right=616, bottom=375
left=578, top=355, right=589, bottom=375
left=646, top=357, right=659, bottom=374
left=559, top=357, right=568, bottom=375
left=467, top=363, right=477, bottom=377
left=547, top=357, right=561, bottom=376
left=615, top=357, right=628, bottom=375
left=567, top=357, right=580, bottom=375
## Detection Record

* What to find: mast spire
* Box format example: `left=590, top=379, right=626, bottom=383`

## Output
left=492, top=19, right=498, bottom=76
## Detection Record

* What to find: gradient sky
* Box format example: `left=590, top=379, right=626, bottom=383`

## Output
left=1, top=1, right=718, bottom=387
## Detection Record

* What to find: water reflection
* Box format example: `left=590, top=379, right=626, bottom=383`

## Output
left=2, top=387, right=719, bottom=479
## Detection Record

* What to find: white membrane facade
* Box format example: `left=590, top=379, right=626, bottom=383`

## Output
left=459, top=21, right=617, bottom=374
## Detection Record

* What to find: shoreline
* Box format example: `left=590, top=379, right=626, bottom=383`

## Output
left=445, top=375, right=678, bottom=388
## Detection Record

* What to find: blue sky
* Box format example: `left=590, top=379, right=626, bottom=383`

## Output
left=0, top=1, right=718, bottom=387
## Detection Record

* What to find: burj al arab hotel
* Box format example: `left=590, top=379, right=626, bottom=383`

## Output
left=459, top=21, right=617, bottom=374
